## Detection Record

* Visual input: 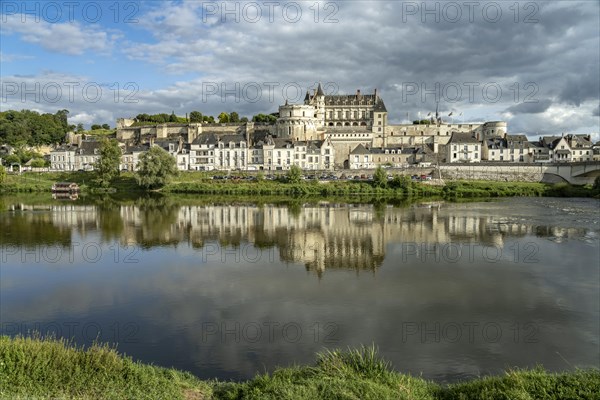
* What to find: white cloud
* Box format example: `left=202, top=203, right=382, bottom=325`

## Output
left=1, top=15, right=119, bottom=55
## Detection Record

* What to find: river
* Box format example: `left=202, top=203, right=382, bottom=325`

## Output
left=1, top=195, right=598, bottom=382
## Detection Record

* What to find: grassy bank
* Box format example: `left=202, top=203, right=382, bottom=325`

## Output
left=1, top=336, right=599, bottom=400
left=2, top=171, right=599, bottom=199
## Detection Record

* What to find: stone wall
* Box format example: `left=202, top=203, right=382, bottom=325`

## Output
left=440, top=164, right=545, bottom=182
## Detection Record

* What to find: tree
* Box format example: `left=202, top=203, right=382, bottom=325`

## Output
left=136, top=146, right=178, bottom=190
left=286, top=165, right=302, bottom=184
left=91, top=124, right=102, bottom=130
left=240, top=117, right=249, bottom=123
left=76, top=123, right=85, bottom=132
left=189, top=111, right=203, bottom=123
left=101, top=124, right=110, bottom=130
left=229, top=112, right=240, bottom=123
left=218, top=112, right=230, bottom=123
left=373, top=166, right=388, bottom=188
left=0, top=165, right=5, bottom=184
left=93, top=139, right=122, bottom=188
left=390, top=174, right=411, bottom=191
left=30, top=158, right=46, bottom=168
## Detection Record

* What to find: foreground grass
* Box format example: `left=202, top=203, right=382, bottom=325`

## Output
left=1, top=336, right=599, bottom=400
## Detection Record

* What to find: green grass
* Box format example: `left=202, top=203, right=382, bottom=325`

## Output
left=1, top=336, right=599, bottom=400
left=2, top=172, right=598, bottom=199
left=0, top=335, right=210, bottom=400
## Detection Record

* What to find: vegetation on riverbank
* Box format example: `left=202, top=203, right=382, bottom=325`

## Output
left=1, top=170, right=599, bottom=199
left=1, top=335, right=599, bottom=400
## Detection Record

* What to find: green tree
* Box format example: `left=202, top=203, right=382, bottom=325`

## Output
left=30, top=158, right=46, bottom=168
left=373, top=166, right=387, bottom=188
left=189, top=111, right=203, bottom=123
left=390, top=174, right=412, bottom=191
left=101, top=124, right=110, bottom=130
left=229, top=112, right=240, bottom=123
left=169, top=112, right=178, bottom=123
left=93, top=139, right=122, bottom=188
left=240, top=117, right=249, bottom=123
left=4, top=154, right=20, bottom=165
left=286, top=165, right=302, bottom=184
left=0, top=165, right=5, bottom=184
left=76, top=123, right=85, bottom=132
left=136, top=146, right=178, bottom=190
left=91, top=124, right=102, bottom=130
left=218, top=112, right=230, bottom=123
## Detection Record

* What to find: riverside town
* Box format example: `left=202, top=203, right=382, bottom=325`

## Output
left=1, top=1, right=599, bottom=399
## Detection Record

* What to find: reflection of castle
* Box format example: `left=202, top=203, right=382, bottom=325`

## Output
left=8, top=202, right=590, bottom=275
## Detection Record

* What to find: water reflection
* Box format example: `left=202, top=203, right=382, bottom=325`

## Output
left=2, top=197, right=596, bottom=277
left=1, top=196, right=598, bottom=382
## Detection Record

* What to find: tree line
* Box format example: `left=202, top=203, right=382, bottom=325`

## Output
left=135, top=111, right=279, bottom=125
left=0, top=108, right=281, bottom=147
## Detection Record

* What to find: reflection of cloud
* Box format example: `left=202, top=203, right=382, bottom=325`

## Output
left=1, top=198, right=599, bottom=381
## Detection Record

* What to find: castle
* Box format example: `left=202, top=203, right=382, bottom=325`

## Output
left=57, top=83, right=591, bottom=172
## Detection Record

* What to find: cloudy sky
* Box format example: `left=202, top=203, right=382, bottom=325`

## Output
left=1, top=0, right=599, bottom=139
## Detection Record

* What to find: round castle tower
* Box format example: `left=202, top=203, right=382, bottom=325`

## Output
left=276, top=102, right=319, bottom=141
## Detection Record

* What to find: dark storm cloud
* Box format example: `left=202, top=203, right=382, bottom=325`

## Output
left=3, top=1, right=598, bottom=136
left=506, top=99, right=553, bottom=114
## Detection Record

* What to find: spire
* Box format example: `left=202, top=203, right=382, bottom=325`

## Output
left=316, top=82, right=324, bottom=96
left=304, top=90, right=310, bottom=102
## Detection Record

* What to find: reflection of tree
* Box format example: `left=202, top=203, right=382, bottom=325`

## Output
left=136, top=196, right=180, bottom=248
left=287, top=201, right=302, bottom=219
left=0, top=212, right=71, bottom=247
left=373, top=201, right=386, bottom=222
left=95, top=196, right=124, bottom=242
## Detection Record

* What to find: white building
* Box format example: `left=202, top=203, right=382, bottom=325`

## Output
left=446, top=133, right=482, bottom=163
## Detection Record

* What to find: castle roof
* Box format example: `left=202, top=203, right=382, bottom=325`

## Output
left=316, top=83, right=324, bottom=96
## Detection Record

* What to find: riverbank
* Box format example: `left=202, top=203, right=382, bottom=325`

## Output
left=2, top=171, right=599, bottom=199
left=1, top=336, right=598, bottom=400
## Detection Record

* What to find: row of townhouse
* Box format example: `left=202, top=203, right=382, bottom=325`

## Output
left=186, top=134, right=335, bottom=171
left=446, top=133, right=599, bottom=163
left=51, top=136, right=336, bottom=172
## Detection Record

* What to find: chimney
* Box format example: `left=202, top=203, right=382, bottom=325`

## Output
left=356, top=89, right=361, bottom=96
left=374, top=88, right=377, bottom=99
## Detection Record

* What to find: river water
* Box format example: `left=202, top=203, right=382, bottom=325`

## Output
left=1, top=196, right=598, bottom=382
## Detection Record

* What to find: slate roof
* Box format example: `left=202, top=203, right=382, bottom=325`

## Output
left=350, top=144, right=370, bottom=155
left=77, top=141, right=101, bottom=155
left=449, top=132, right=480, bottom=144
left=192, top=134, right=219, bottom=146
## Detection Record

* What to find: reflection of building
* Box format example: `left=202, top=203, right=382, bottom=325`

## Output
left=9, top=202, right=591, bottom=276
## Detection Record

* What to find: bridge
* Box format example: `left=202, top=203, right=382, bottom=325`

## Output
left=439, top=162, right=600, bottom=185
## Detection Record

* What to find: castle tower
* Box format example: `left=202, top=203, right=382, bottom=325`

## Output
left=315, top=83, right=326, bottom=129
